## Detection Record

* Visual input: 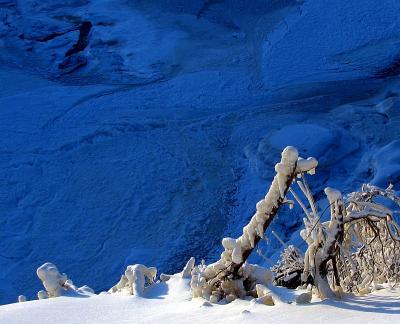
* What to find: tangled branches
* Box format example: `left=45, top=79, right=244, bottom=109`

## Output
left=190, top=146, right=399, bottom=303
left=337, top=184, right=400, bottom=294
left=272, top=245, right=306, bottom=289
left=190, top=147, right=318, bottom=303
left=280, top=176, right=400, bottom=298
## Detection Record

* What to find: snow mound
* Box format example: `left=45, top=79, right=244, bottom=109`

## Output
left=372, top=140, right=400, bottom=187
left=269, top=124, right=334, bottom=158
left=0, top=277, right=399, bottom=324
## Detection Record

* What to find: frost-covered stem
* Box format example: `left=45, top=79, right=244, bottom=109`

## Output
left=227, top=147, right=300, bottom=277
left=289, top=187, right=312, bottom=223
left=296, top=183, right=400, bottom=296
left=361, top=183, right=400, bottom=206
left=272, top=230, right=288, bottom=249
left=256, top=248, right=274, bottom=266
left=300, top=173, right=319, bottom=221
left=336, top=241, right=357, bottom=271
left=315, top=188, right=345, bottom=298
left=295, top=175, right=323, bottom=238
left=194, top=148, right=318, bottom=301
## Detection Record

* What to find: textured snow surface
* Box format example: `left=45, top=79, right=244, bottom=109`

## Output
left=1, top=277, right=399, bottom=324
left=372, top=140, right=400, bottom=187
left=269, top=124, right=334, bottom=157
left=262, top=0, right=400, bottom=87
left=1, top=0, right=400, bottom=305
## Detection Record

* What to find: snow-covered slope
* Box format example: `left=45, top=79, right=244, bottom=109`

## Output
left=1, top=0, right=400, bottom=305
left=1, top=277, right=399, bottom=324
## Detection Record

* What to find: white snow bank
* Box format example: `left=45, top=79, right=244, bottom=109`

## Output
left=1, top=277, right=399, bottom=324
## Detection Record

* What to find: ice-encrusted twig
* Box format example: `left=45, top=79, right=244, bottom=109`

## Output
left=190, top=146, right=318, bottom=303
left=300, top=173, right=319, bottom=221
left=295, top=182, right=400, bottom=298
left=289, top=187, right=312, bottom=223
left=272, top=230, right=288, bottom=249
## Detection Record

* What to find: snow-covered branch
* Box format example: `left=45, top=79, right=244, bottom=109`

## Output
left=110, top=264, right=157, bottom=296
left=190, top=146, right=318, bottom=303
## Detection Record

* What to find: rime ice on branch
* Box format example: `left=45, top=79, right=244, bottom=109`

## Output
left=275, top=174, right=400, bottom=299
left=36, top=263, right=70, bottom=298
left=35, top=262, right=94, bottom=300
left=190, top=146, right=318, bottom=303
